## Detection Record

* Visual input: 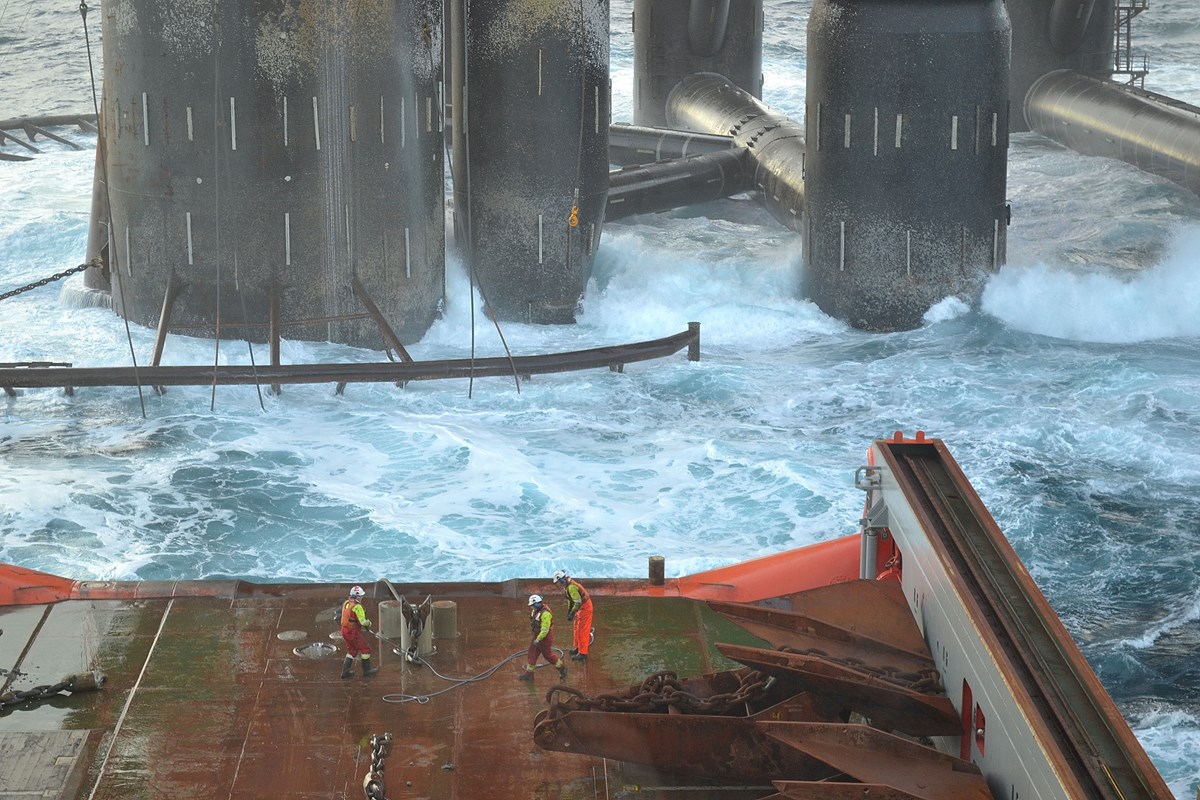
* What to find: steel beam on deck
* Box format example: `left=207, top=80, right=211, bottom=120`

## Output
left=708, top=580, right=935, bottom=676
left=717, top=643, right=959, bottom=737
left=760, top=722, right=992, bottom=800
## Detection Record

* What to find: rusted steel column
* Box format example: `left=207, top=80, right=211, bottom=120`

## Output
left=151, top=275, right=180, bottom=396
left=351, top=276, right=413, bottom=363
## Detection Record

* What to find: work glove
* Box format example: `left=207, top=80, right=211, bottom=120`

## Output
left=363, top=619, right=372, bottom=628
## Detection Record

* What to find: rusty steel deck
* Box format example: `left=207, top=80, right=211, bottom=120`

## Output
left=0, top=580, right=772, bottom=800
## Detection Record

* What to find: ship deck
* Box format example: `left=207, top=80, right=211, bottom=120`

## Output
left=1, top=580, right=771, bottom=800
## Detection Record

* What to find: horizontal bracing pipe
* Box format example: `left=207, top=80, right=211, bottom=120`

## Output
left=606, top=149, right=754, bottom=222
left=1025, top=69, right=1200, bottom=196
left=609, top=123, right=735, bottom=166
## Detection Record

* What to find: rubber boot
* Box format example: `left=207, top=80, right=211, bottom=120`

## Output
left=556, top=662, right=568, bottom=682
left=340, top=656, right=354, bottom=679
left=568, top=648, right=579, bottom=656
left=361, top=658, right=379, bottom=678
left=518, top=667, right=534, bottom=682
left=571, top=652, right=587, bottom=662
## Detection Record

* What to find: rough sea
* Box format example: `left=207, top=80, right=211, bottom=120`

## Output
left=2, top=0, right=1199, bottom=795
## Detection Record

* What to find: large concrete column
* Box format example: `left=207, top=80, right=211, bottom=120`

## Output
left=803, top=0, right=1010, bottom=331
left=96, top=0, right=445, bottom=348
left=450, top=0, right=609, bottom=324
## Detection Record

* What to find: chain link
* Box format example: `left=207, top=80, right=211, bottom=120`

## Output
left=0, top=670, right=105, bottom=711
left=543, top=668, right=771, bottom=717
left=0, top=262, right=95, bottom=303
left=363, top=732, right=393, bottom=799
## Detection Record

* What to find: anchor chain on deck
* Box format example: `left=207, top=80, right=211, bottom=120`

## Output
left=0, top=669, right=105, bottom=710
left=542, top=668, right=772, bottom=716
left=362, top=732, right=393, bottom=799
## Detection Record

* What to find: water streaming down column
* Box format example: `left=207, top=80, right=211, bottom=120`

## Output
left=631, top=0, right=764, bottom=128
left=803, top=0, right=1011, bottom=332
left=94, top=0, right=445, bottom=349
left=449, top=0, right=609, bottom=324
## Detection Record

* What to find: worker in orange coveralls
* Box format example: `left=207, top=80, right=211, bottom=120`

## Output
left=340, top=585, right=379, bottom=679
left=553, top=569, right=593, bottom=662
left=520, top=594, right=567, bottom=682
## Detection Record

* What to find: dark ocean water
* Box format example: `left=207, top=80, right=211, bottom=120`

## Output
left=2, top=0, right=1199, bottom=795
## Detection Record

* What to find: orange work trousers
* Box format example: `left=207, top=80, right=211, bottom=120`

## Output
left=573, top=601, right=593, bottom=655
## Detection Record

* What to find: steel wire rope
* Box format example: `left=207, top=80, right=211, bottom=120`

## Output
left=215, top=79, right=266, bottom=411
left=208, top=0, right=224, bottom=411
left=80, top=0, right=147, bottom=418
left=367, top=627, right=555, bottom=704
left=459, top=0, right=520, bottom=399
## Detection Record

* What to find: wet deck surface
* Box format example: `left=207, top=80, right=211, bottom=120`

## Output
left=0, top=582, right=768, bottom=800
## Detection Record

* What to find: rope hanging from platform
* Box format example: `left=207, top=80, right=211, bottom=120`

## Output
left=81, top=0, right=147, bottom=418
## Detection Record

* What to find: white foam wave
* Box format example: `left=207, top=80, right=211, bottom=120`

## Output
left=982, top=226, right=1200, bottom=342
left=1118, top=589, right=1200, bottom=650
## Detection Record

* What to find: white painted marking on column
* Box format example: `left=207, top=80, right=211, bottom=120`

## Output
left=401, top=98, right=406, bottom=147
left=426, top=95, right=432, bottom=132
left=539, top=49, right=544, bottom=96
left=992, top=218, right=999, bottom=267
left=185, top=212, right=194, bottom=265
left=895, top=114, right=903, bottom=148
left=839, top=221, right=846, bottom=271
left=283, top=97, right=289, bottom=146
left=906, top=231, right=912, bottom=276
left=350, top=104, right=357, bottom=142
left=230, top=96, right=237, bottom=150
left=974, top=106, right=981, bottom=154
left=991, top=112, right=998, bottom=147
left=345, top=205, right=351, bottom=256
left=951, top=115, right=959, bottom=150
left=873, top=107, right=879, bottom=156
left=187, top=106, right=194, bottom=142
left=816, top=103, right=822, bottom=150
left=538, top=214, right=544, bottom=264
left=595, top=86, right=599, bottom=134
left=380, top=96, right=385, bottom=143
left=142, top=92, right=150, bottom=146
left=404, top=227, right=412, bottom=278
left=125, top=226, right=132, bottom=276
left=313, top=97, right=321, bottom=150
left=843, top=114, right=851, bottom=148
left=415, top=92, right=420, bottom=138
left=284, top=213, right=292, bottom=266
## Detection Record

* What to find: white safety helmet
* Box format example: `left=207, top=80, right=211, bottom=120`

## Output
left=350, top=585, right=365, bottom=599
left=528, top=594, right=543, bottom=606
left=553, top=570, right=568, bottom=584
